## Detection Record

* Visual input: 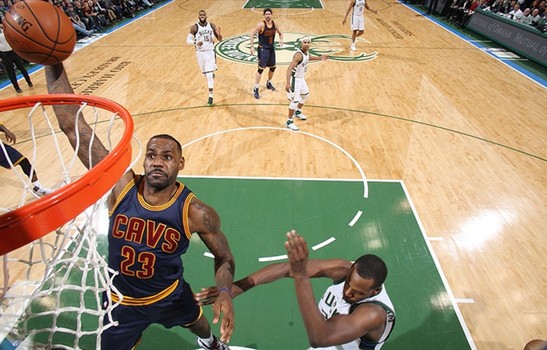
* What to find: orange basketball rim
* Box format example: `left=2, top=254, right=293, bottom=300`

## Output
left=0, top=94, right=133, bottom=256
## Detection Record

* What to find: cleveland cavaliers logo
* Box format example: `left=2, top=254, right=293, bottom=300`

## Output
left=215, top=32, right=378, bottom=64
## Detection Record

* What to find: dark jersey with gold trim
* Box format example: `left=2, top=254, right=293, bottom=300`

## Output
left=108, top=175, right=195, bottom=299
left=259, top=20, right=277, bottom=48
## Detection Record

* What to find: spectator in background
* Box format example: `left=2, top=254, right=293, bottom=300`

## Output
left=530, top=8, right=542, bottom=25
left=521, top=7, right=533, bottom=22
left=0, top=24, right=33, bottom=93
left=65, top=3, right=95, bottom=37
left=507, top=2, right=524, bottom=20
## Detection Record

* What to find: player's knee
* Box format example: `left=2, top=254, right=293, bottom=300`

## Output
left=257, top=67, right=264, bottom=74
left=205, top=72, right=214, bottom=88
left=300, top=93, right=309, bottom=104
left=269, top=66, right=276, bottom=73
left=289, top=100, right=299, bottom=110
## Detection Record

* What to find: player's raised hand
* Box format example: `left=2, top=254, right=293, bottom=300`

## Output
left=212, top=289, right=234, bottom=342
left=285, top=230, right=309, bottom=276
left=3, top=130, right=16, bottom=143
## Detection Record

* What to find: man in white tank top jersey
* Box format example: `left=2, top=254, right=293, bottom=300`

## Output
left=343, top=0, right=378, bottom=51
left=187, top=10, right=222, bottom=106
left=196, top=230, right=396, bottom=349
left=285, top=36, right=328, bottom=131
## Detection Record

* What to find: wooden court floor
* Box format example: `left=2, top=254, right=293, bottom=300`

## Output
left=0, top=0, right=545, bottom=349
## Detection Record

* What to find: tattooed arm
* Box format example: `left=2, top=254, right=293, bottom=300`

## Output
left=189, top=197, right=235, bottom=342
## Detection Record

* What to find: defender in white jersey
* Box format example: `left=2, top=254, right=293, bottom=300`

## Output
left=343, top=0, right=378, bottom=51
left=187, top=10, right=222, bottom=106
left=196, top=230, right=396, bottom=349
left=285, top=37, right=328, bottom=131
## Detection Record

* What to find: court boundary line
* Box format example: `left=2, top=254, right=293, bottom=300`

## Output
left=399, top=1, right=547, bottom=87
left=399, top=180, right=477, bottom=350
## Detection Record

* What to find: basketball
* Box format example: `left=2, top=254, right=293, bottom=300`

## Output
left=1, top=0, right=77, bottom=65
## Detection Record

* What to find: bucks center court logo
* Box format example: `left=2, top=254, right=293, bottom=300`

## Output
left=215, top=32, right=378, bottom=64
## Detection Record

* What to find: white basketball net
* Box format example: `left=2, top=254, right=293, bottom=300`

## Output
left=0, top=100, right=136, bottom=349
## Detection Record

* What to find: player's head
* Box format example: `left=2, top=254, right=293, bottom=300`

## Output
left=263, top=8, right=273, bottom=19
left=198, top=10, right=207, bottom=24
left=342, top=254, right=388, bottom=303
left=300, top=36, right=312, bottom=51
left=143, top=134, right=184, bottom=190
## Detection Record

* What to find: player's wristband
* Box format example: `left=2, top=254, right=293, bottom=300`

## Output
left=218, top=287, right=231, bottom=297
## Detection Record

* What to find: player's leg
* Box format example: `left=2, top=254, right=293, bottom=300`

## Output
left=0, top=52, right=22, bottom=92
left=266, top=49, right=277, bottom=91
left=10, top=52, right=33, bottom=87
left=286, top=78, right=302, bottom=131
left=293, top=79, right=309, bottom=121
left=351, top=17, right=365, bottom=51
left=167, top=281, right=227, bottom=350
left=1, top=144, right=51, bottom=196
left=203, top=51, right=216, bottom=106
left=100, top=304, right=150, bottom=350
left=254, top=46, right=268, bottom=99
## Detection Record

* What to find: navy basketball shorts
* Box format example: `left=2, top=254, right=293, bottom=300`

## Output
left=101, top=279, right=202, bottom=350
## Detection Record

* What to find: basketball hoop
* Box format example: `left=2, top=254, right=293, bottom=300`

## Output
left=0, top=94, right=133, bottom=256
left=0, top=94, right=133, bottom=349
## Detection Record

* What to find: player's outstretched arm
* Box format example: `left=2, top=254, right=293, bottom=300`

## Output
left=45, top=64, right=109, bottom=170
left=190, top=197, right=235, bottom=343
left=195, top=232, right=351, bottom=304
left=45, top=64, right=134, bottom=208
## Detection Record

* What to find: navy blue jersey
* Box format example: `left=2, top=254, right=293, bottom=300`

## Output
left=108, top=175, right=195, bottom=301
left=258, top=20, right=277, bottom=49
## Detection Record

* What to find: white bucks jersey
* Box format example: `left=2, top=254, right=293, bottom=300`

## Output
left=195, top=22, right=215, bottom=51
left=291, top=49, right=309, bottom=79
left=353, top=0, right=366, bottom=16
left=311, top=282, right=396, bottom=350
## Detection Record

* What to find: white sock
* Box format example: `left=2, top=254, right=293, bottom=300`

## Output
left=254, top=84, right=259, bottom=89
left=198, top=333, right=214, bottom=346
left=209, top=93, right=213, bottom=98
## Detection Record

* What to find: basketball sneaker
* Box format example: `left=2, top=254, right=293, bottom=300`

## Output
left=266, top=81, right=276, bottom=91
left=32, top=186, right=53, bottom=197
left=197, top=336, right=230, bottom=350
left=350, top=44, right=356, bottom=51
left=207, top=97, right=213, bottom=106
left=294, top=110, right=307, bottom=120
left=286, top=119, right=299, bottom=131
left=253, top=87, right=260, bottom=99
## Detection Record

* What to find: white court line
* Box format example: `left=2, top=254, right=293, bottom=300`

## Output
left=312, top=237, right=336, bottom=250
left=428, top=237, right=444, bottom=241
left=180, top=126, right=369, bottom=199
left=400, top=181, right=477, bottom=349
left=455, top=298, right=476, bottom=304
left=349, top=210, right=363, bottom=227
left=259, top=255, right=288, bottom=262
